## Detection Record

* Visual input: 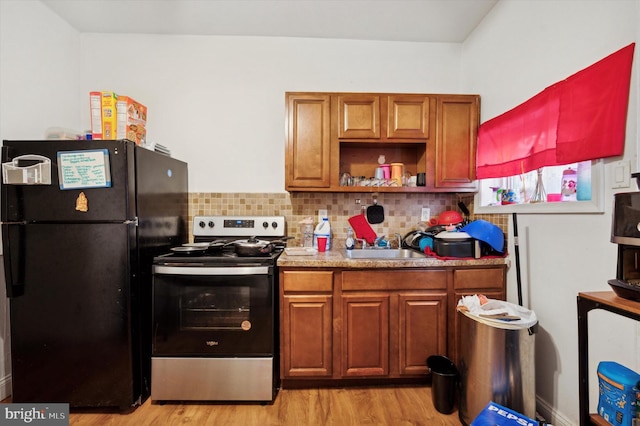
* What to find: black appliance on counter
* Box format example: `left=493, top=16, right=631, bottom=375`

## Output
left=609, top=191, right=640, bottom=301
left=151, top=215, right=285, bottom=403
left=1, top=139, right=188, bottom=409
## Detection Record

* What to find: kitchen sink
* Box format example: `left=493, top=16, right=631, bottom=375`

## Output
left=345, top=248, right=426, bottom=259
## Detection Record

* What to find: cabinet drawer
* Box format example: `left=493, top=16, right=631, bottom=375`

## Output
left=282, top=271, right=333, bottom=292
left=453, top=267, right=505, bottom=290
left=342, top=270, right=446, bottom=291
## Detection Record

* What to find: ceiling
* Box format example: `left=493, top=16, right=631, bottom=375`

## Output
left=41, top=0, right=499, bottom=43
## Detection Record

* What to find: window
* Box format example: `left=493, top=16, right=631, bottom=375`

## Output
left=474, top=160, right=604, bottom=214
left=472, top=44, right=634, bottom=215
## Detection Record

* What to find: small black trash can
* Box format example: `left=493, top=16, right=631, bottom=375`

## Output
left=427, top=355, right=458, bottom=414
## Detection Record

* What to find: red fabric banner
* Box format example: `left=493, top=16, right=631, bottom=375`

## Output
left=477, top=43, right=635, bottom=179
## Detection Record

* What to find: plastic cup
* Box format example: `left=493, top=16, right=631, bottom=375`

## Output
left=317, top=236, right=327, bottom=252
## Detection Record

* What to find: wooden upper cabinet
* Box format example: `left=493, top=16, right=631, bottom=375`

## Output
left=285, top=92, right=479, bottom=193
left=338, top=94, right=430, bottom=140
left=433, top=95, right=479, bottom=190
left=338, top=95, right=380, bottom=139
left=387, top=95, right=430, bottom=139
left=285, top=93, right=331, bottom=189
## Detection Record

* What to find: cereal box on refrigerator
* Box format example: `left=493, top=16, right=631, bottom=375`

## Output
left=100, top=91, right=118, bottom=140
left=89, top=91, right=103, bottom=139
left=116, top=96, right=147, bottom=145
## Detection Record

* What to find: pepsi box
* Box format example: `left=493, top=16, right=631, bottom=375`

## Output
left=471, top=402, right=538, bottom=426
left=597, top=361, right=640, bottom=426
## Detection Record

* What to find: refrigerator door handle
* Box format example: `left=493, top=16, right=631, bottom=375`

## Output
left=2, top=223, right=25, bottom=297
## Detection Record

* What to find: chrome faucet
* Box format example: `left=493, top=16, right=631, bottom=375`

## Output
left=355, top=238, right=368, bottom=249
left=394, top=233, right=403, bottom=249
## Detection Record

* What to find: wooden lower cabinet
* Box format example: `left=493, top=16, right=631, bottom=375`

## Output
left=342, top=293, right=390, bottom=377
left=397, top=292, right=447, bottom=376
left=341, top=291, right=447, bottom=378
left=279, top=265, right=505, bottom=384
left=280, top=270, right=334, bottom=378
left=282, top=294, right=333, bottom=377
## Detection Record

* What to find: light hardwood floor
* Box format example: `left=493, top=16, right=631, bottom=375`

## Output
left=4, top=386, right=463, bottom=425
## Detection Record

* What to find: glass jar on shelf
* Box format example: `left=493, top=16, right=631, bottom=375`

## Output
left=530, top=168, right=546, bottom=203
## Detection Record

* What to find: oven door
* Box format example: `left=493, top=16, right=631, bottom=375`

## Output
left=152, top=264, right=274, bottom=357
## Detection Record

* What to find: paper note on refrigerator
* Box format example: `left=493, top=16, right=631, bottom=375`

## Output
left=57, top=149, right=112, bottom=189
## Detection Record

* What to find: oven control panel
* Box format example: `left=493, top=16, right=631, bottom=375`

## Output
left=193, top=215, right=286, bottom=238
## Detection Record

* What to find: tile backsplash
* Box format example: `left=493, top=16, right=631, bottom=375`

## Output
left=189, top=192, right=508, bottom=246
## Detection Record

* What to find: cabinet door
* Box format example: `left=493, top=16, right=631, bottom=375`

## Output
left=434, top=95, right=479, bottom=190
left=281, top=294, right=333, bottom=377
left=338, top=95, right=380, bottom=139
left=387, top=95, right=430, bottom=139
left=285, top=93, right=331, bottom=188
left=397, top=292, right=447, bottom=376
left=342, top=293, right=389, bottom=377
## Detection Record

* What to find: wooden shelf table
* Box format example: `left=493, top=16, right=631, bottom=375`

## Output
left=577, top=291, right=640, bottom=426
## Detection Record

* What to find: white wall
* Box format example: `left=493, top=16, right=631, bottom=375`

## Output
left=462, top=0, right=640, bottom=424
left=76, top=35, right=462, bottom=193
left=0, top=0, right=82, bottom=401
left=0, top=1, right=82, bottom=137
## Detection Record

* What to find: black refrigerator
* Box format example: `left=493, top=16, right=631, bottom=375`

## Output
left=1, top=139, right=188, bottom=409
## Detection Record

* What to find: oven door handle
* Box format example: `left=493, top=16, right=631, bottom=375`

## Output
left=153, top=265, right=270, bottom=276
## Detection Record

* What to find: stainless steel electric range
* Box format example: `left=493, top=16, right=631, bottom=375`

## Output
left=150, top=215, right=286, bottom=403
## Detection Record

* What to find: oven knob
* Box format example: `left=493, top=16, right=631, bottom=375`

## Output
left=198, top=221, right=206, bottom=228
left=263, top=221, right=268, bottom=229
left=272, top=221, right=278, bottom=229
left=208, top=221, right=215, bottom=229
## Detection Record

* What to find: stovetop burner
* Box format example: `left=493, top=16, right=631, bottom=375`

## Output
left=154, top=250, right=282, bottom=266
left=154, top=215, right=287, bottom=266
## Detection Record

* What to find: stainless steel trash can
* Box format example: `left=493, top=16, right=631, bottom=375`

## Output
left=457, top=304, right=537, bottom=425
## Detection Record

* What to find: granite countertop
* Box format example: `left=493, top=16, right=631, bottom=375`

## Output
left=277, top=248, right=510, bottom=269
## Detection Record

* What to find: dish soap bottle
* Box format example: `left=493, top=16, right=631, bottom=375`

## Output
left=314, top=217, right=331, bottom=250
left=345, top=227, right=355, bottom=250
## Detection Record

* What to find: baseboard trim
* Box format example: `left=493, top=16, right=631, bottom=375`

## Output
left=0, top=373, right=11, bottom=401
left=537, top=395, right=574, bottom=426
